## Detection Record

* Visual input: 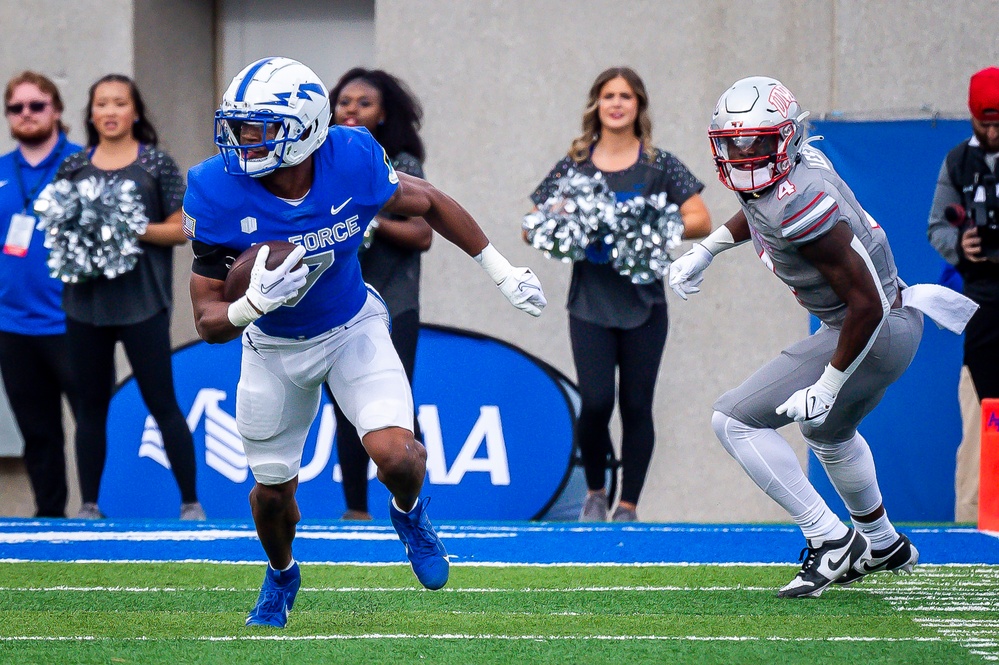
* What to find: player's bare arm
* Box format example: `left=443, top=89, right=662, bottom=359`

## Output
left=373, top=213, right=433, bottom=251
left=380, top=172, right=488, bottom=256
left=797, top=220, right=890, bottom=372
left=382, top=172, right=547, bottom=316
left=190, top=273, right=240, bottom=344
left=722, top=207, right=752, bottom=243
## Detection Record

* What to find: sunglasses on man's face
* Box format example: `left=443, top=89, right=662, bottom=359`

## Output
left=5, top=101, right=50, bottom=115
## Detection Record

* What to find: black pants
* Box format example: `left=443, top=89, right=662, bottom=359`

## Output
left=333, top=308, right=421, bottom=513
left=569, top=304, right=668, bottom=506
left=964, top=300, right=999, bottom=400
left=0, top=331, right=78, bottom=517
left=67, top=309, right=198, bottom=505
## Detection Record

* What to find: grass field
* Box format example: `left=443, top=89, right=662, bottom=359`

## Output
left=1, top=561, right=997, bottom=665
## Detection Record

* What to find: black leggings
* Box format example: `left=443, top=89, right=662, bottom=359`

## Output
left=67, top=309, right=198, bottom=505
left=333, top=308, right=421, bottom=513
left=570, top=304, right=668, bottom=506
left=0, top=331, right=78, bottom=517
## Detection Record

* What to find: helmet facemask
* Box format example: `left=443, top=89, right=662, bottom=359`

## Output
left=709, top=122, right=796, bottom=192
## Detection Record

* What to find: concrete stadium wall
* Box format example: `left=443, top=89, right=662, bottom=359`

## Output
left=374, top=0, right=999, bottom=521
left=0, top=0, right=996, bottom=520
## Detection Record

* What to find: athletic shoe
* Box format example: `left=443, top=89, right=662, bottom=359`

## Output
left=611, top=505, right=637, bottom=522
left=341, top=509, right=373, bottom=521
left=75, top=503, right=105, bottom=519
left=777, top=528, right=871, bottom=599
left=835, top=534, right=919, bottom=586
left=580, top=492, right=608, bottom=522
left=179, top=502, right=207, bottom=521
left=246, top=562, right=301, bottom=628
left=390, top=497, right=449, bottom=590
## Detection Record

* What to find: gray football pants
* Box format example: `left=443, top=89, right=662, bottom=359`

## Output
left=714, top=305, right=924, bottom=444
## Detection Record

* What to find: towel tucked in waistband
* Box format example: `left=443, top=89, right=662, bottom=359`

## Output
left=901, top=283, right=980, bottom=334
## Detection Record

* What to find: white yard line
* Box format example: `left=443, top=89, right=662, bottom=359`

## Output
left=0, top=634, right=948, bottom=643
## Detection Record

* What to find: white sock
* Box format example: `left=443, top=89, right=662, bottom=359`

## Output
left=392, top=498, right=415, bottom=514
left=805, top=431, right=884, bottom=516
left=712, top=411, right=844, bottom=543
left=854, top=512, right=899, bottom=550
left=269, top=559, right=296, bottom=573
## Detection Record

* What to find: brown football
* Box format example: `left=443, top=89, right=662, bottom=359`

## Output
left=222, top=240, right=302, bottom=302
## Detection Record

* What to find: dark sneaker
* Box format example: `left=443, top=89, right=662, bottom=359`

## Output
left=777, top=528, right=871, bottom=599
left=389, top=497, right=449, bottom=590
left=341, top=509, right=373, bottom=521
left=246, top=563, right=301, bottom=628
left=835, top=534, right=919, bottom=586
left=580, top=492, right=608, bottom=522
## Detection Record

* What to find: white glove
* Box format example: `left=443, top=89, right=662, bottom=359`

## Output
left=475, top=243, right=547, bottom=317
left=668, top=243, right=713, bottom=300
left=498, top=267, right=547, bottom=317
left=227, top=244, right=308, bottom=327
left=775, top=364, right=848, bottom=427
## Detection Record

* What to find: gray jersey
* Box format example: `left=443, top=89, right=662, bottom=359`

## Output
left=740, top=145, right=899, bottom=328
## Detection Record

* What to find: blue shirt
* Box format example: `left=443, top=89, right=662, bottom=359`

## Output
left=0, top=134, right=81, bottom=335
left=184, top=127, right=399, bottom=339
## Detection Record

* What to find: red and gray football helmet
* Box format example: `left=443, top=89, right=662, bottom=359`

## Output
left=709, top=76, right=806, bottom=193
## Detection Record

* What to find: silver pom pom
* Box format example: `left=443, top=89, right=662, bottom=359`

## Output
left=523, top=169, right=616, bottom=262
left=610, top=192, right=685, bottom=284
left=35, top=176, right=149, bottom=283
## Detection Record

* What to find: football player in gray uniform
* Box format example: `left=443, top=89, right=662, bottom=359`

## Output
left=670, top=76, right=974, bottom=599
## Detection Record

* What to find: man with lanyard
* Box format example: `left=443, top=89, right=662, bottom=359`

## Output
left=0, top=71, right=81, bottom=517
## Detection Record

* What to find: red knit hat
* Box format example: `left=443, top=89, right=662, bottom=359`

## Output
left=969, top=67, right=999, bottom=121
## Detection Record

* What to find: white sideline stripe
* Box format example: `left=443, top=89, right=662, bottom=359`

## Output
left=0, top=634, right=947, bottom=643
left=0, top=521, right=991, bottom=537
left=0, top=530, right=512, bottom=544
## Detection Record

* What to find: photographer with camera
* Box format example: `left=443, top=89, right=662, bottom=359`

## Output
left=928, top=66, right=999, bottom=522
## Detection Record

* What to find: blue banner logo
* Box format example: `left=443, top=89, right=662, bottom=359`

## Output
left=102, top=326, right=576, bottom=520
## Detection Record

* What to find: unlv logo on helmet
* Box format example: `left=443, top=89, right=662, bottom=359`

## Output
left=768, top=85, right=796, bottom=118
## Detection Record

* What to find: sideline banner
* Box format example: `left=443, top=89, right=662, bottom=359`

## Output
left=102, top=325, right=577, bottom=520
left=808, top=119, right=970, bottom=521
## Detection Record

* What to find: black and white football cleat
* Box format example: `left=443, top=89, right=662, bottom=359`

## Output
left=834, top=533, right=919, bottom=586
left=777, top=528, right=871, bottom=599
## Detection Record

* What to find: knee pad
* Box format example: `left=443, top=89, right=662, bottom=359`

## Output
left=356, top=398, right=410, bottom=438
left=250, top=461, right=298, bottom=486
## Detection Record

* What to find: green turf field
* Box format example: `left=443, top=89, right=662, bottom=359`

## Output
left=0, top=562, right=996, bottom=664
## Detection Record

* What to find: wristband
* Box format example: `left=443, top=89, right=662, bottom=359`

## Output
left=700, top=225, right=739, bottom=256
left=227, top=295, right=262, bottom=328
left=816, top=363, right=849, bottom=396
left=474, top=243, right=514, bottom=285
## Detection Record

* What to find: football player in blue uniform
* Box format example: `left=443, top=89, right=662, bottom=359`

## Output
left=185, top=57, right=546, bottom=627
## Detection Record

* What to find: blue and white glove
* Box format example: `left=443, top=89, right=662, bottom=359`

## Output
left=775, top=364, right=848, bottom=427
left=668, top=243, right=713, bottom=300
left=228, top=244, right=309, bottom=327
left=475, top=243, right=547, bottom=317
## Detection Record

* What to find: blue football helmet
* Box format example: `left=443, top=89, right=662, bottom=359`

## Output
left=215, top=57, right=331, bottom=177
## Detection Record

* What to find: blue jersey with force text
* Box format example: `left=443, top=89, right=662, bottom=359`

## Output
left=184, top=127, right=399, bottom=339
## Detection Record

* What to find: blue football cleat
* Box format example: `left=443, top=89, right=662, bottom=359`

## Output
left=245, top=562, right=301, bottom=628
left=390, top=497, right=449, bottom=590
